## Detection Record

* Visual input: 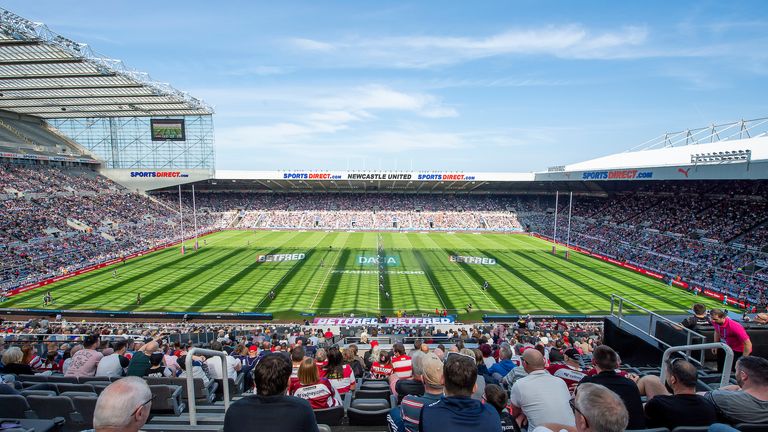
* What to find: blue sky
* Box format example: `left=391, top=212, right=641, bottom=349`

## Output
left=5, top=1, right=768, bottom=172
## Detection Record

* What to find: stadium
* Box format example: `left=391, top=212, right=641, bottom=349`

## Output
left=0, top=4, right=767, bottom=432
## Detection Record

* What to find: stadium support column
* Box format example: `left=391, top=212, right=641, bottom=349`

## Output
left=108, top=117, right=120, bottom=168
left=192, top=184, right=199, bottom=250
left=552, top=191, right=559, bottom=255
left=178, top=185, right=185, bottom=255
left=565, top=191, right=573, bottom=260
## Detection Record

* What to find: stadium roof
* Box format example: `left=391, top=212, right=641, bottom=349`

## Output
left=0, top=7, right=212, bottom=119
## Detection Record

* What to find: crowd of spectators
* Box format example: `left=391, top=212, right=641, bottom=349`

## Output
left=1, top=314, right=766, bottom=431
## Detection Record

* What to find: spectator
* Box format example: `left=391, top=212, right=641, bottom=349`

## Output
left=177, top=354, right=212, bottom=387
left=392, top=343, right=413, bottom=379
left=324, top=346, right=356, bottom=395
left=21, top=344, right=43, bottom=371
left=460, top=348, right=486, bottom=400
left=145, top=353, right=173, bottom=378
left=636, top=358, right=717, bottom=429
left=205, top=341, right=241, bottom=381
left=65, top=334, right=103, bottom=377
left=485, top=384, right=521, bottom=432
left=371, top=350, right=394, bottom=379
left=710, top=309, right=752, bottom=372
left=344, top=347, right=364, bottom=378
left=289, top=345, right=305, bottom=387
left=579, top=345, right=645, bottom=430
left=290, top=357, right=341, bottom=409
left=420, top=352, right=500, bottom=432
left=388, top=352, right=444, bottom=432
left=488, top=343, right=516, bottom=381
left=479, top=344, right=496, bottom=369
left=126, top=340, right=158, bottom=377
left=536, top=382, right=629, bottom=432
left=509, top=348, right=574, bottom=430
left=546, top=348, right=587, bottom=394
left=702, top=356, right=768, bottom=424
left=92, top=376, right=152, bottom=432
left=0, top=346, right=34, bottom=375
left=394, top=350, right=426, bottom=401
left=224, top=354, right=319, bottom=432
left=680, top=303, right=711, bottom=330
left=96, top=340, right=129, bottom=377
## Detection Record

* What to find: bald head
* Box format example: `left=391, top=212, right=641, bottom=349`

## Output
left=522, top=348, right=545, bottom=371
left=142, top=341, right=158, bottom=354
left=93, top=377, right=152, bottom=432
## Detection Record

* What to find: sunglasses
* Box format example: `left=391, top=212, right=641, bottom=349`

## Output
left=130, top=395, right=155, bottom=418
left=569, top=398, right=589, bottom=428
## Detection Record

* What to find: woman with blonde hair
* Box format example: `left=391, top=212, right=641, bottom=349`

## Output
left=1, top=346, right=34, bottom=375
left=290, top=357, right=341, bottom=409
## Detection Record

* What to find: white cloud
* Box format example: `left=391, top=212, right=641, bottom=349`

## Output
left=288, top=25, right=651, bottom=68
left=311, top=85, right=458, bottom=118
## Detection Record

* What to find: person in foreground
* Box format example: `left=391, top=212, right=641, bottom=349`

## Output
left=387, top=352, right=444, bottom=432
left=91, top=376, right=152, bottom=432
left=635, top=358, right=717, bottom=429
left=419, top=352, right=500, bottom=432
left=223, top=353, right=319, bottom=432
left=532, top=382, right=629, bottom=432
left=701, top=356, right=768, bottom=425
left=509, top=348, right=574, bottom=430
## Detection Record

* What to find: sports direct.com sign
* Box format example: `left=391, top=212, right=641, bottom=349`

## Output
left=313, top=316, right=455, bottom=326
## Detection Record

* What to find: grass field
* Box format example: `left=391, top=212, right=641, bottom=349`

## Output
left=3, top=230, right=730, bottom=320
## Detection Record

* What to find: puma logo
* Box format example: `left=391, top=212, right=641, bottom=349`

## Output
left=678, top=167, right=690, bottom=178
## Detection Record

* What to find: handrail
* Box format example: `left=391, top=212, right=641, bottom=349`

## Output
left=660, top=342, right=734, bottom=388
left=186, top=348, right=230, bottom=426
left=610, top=295, right=707, bottom=364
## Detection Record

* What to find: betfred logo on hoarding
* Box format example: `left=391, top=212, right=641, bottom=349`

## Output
left=257, top=253, right=305, bottom=262
left=449, top=255, right=496, bottom=265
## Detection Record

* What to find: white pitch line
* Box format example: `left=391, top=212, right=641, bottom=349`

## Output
left=309, top=249, right=343, bottom=308
left=403, top=234, right=447, bottom=311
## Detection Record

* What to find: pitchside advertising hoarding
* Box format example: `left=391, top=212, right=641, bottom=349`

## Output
left=313, top=316, right=455, bottom=326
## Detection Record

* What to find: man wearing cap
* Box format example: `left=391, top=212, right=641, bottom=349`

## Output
left=387, top=353, right=444, bottom=432
left=546, top=348, right=587, bottom=394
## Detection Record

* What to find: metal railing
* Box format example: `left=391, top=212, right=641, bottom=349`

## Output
left=659, top=343, right=734, bottom=388
left=185, top=348, right=230, bottom=426
left=610, top=295, right=707, bottom=364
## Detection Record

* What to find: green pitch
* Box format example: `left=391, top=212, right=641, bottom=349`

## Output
left=3, top=230, right=731, bottom=320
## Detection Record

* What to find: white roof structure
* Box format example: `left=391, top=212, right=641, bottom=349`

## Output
left=0, top=7, right=212, bottom=118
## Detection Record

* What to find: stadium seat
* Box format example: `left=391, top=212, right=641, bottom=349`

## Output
left=54, top=383, right=95, bottom=394
left=0, top=395, right=36, bottom=419
left=16, top=375, right=46, bottom=383
left=313, top=405, right=345, bottom=426
left=346, top=398, right=392, bottom=426
left=213, top=375, right=244, bottom=399
left=149, top=385, right=186, bottom=416
left=71, top=397, right=97, bottom=430
left=46, top=376, right=78, bottom=384
left=59, top=391, right=98, bottom=399
left=318, top=425, right=332, bottom=432
left=83, top=381, right=111, bottom=395
left=354, top=388, right=391, bottom=400
left=26, top=395, right=85, bottom=432
left=19, top=390, right=57, bottom=398
left=79, top=376, right=110, bottom=383
left=360, top=380, right=390, bottom=390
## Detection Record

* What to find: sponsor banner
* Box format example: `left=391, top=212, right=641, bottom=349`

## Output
left=280, top=171, right=478, bottom=182
left=386, top=317, right=455, bottom=325
left=312, top=316, right=456, bottom=326
left=581, top=169, right=654, bottom=180
left=7, top=231, right=220, bottom=297
left=357, top=256, right=400, bottom=266
left=449, top=255, right=496, bottom=265
left=257, top=253, right=305, bottom=262
left=130, top=171, right=189, bottom=178
left=313, top=317, right=380, bottom=325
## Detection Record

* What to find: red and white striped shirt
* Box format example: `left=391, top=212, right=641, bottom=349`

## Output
left=290, top=378, right=342, bottom=409
left=392, top=354, right=412, bottom=379
left=326, top=364, right=355, bottom=394
left=370, top=362, right=394, bottom=379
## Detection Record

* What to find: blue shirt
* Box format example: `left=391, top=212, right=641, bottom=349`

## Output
left=488, top=359, right=516, bottom=378
left=420, top=395, right=501, bottom=432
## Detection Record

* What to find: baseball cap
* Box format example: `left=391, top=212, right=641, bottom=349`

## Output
left=539, top=337, right=549, bottom=345
left=370, top=340, right=379, bottom=348
left=249, top=345, right=258, bottom=352
left=563, top=348, right=581, bottom=360
left=421, top=353, right=444, bottom=389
